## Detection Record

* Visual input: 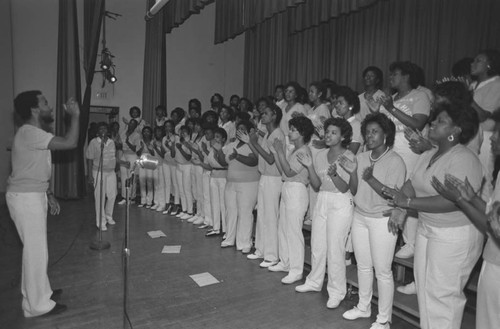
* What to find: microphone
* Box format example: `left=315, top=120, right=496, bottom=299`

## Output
left=145, top=0, right=170, bottom=21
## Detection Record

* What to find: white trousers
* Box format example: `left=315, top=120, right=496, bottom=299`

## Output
left=193, top=165, right=204, bottom=216
left=6, top=192, right=56, bottom=317
left=210, top=177, right=226, bottom=231
left=202, top=170, right=212, bottom=224
left=138, top=167, right=154, bottom=205
left=254, top=175, right=282, bottom=262
left=414, top=222, right=483, bottom=329
left=153, top=166, right=163, bottom=207
left=176, top=164, right=193, bottom=213
left=168, top=163, right=179, bottom=204
left=278, top=182, right=309, bottom=277
left=224, top=181, right=259, bottom=250
left=92, top=169, right=117, bottom=226
left=402, top=216, right=418, bottom=247
left=157, top=162, right=172, bottom=207
left=305, top=191, right=353, bottom=300
left=120, top=153, right=137, bottom=199
left=352, top=212, right=397, bottom=324
left=477, top=259, right=500, bottom=329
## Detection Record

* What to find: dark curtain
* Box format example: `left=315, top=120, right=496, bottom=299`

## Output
left=163, top=0, right=214, bottom=33
left=81, top=0, right=105, bottom=179
left=244, top=0, right=500, bottom=101
left=214, top=0, right=305, bottom=44
left=143, top=0, right=167, bottom=123
left=53, top=0, right=83, bottom=199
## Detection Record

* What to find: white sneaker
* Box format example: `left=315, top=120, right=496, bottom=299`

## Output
left=193, top=216, right=204, bottom=225
left=156, top=206, right=165, bottom=212
left=247, top=253, right=263, bottom=260
left=187, top=215, right=197, bottom=222
left=397, top=281, right=416, bottom=295
left=395, top=244, right=414, bottom=258
left=221, top=241, right=234, bottom=248
left=106, top=218, right=116, bottom=225
left=326, top=297, right=342, bottom=309
left=295, top=283, right=321, bottom=293
left=180, top=213, right=193, bottom=220
left=370, top=321, right=390, bottom=329
left=268, top=262, right=289, bottom=272
left=259, top=260, right=277, bottom=268
left=281, top=274, right=302, bottom=284
left=151, top=204, right=159, bottom=210
left=342, top=306, right=371, bottom=320
left=176, top=212, right=186, bottom=218
left=97, top=225, right=107, bottom=232
left=118, top=199, right=126, bottom=205
left=303, top=219, right=312, bottom=226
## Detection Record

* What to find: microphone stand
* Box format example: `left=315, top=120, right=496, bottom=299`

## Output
left=90, top=138, right=111, bottom=250
left=123, top=162, right=137, bottom=328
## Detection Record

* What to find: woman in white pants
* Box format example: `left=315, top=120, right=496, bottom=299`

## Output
left=120, top=119, right=141, bottom=204
left=240, top=102, right=285, bottom=267
left=186, top=119, right=206, bottom=224
left=339, top=113, right=406, bottom=329
left=152, top=126, right=166, bottom=212
left=218, top=121, right=260, bottom=253
left=272, top=116, right=315, bottom=284
left=432, top=108, right=500, bottom=329
left=204, top=128, right=228, bottom=236
left=172, top=125, right=194, bottom=220
left=295, top=118, right=355, bottom=310
left=162, top=120, right=180, bottom=215
left=385, top=102, right=483, bottom=329
left=136, top=126, right=155, bottom=208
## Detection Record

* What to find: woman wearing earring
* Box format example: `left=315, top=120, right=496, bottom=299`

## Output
left=357, top=66, right=385, bottom=122
left=339, top=113, right=406, bottom=329
left=377, top=61, right=431, bottom=259
left=384, top=101, right=483, bottom=329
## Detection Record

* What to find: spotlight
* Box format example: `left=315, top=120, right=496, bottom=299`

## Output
left=105, top=68, right=117, bottom=84
left=100, top=48, right=113, bottom=70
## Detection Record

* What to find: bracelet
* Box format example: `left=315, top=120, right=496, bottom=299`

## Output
left=406, top=197, right=412, bottom=208
left=390, top=106, right=397, bottom=113
left=456, top=196, right=464, bottom=203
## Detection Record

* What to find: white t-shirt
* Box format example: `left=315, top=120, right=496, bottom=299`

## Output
left=7, top=124, right=54, bottom=193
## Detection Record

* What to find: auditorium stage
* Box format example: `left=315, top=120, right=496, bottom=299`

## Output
left=1, top=196, right=418, bottom=329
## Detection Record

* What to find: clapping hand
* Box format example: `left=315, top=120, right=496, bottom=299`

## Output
left=378, top=93, right=394, bottom=111
left=431, top=176, right=461, bottom=202
left=382, top=186, right=408, bottom=208
left=236, top=130, right=250, bottom=144
left=366, top=95, right=382, bottom=113
left=404, top=127, right=432, bottom=154
left=338, top=154, right=357, bottom=174
left=327, top=163, right=338, bottom=178
left=362, top=165, right=374, bottom=181
left=273, top=138, right=284, bottom=154
left=249, top=131, right=259, bottom=144
left=64, top=97, right=80, bottom=116
left=445, top=174, right=476, bottom=201
left=488, top=201, right=500, bottom=239
left=297, top=152, right=312, bottom=168
left=228, top=148, right=238, bottom=160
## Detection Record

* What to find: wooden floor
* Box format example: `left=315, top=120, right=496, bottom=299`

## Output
left=0, top=197, right=419, bottom=329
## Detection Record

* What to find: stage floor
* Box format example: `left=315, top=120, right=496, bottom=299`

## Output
left=1, top=196, right=419, bottom=329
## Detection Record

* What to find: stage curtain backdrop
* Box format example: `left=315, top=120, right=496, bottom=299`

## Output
left=80, top=0, right=105, bottom=190
left=53, top=0, right=84, bottom=199
left=163, top=0, right=214, bottom=33
left=243, top=0, right=500, bottom=102
left=215, top=0, right=305, bottom=44
left=143, top=0, right=167, bottom=124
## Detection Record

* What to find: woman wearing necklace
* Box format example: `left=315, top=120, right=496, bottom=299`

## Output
left=338, top=112, right=406, bottom=329
left=384, top=101, right=483, bottom=329
left=375, top=61, right=431, bottom=259
left=295, top=118, right=355, bottom=310
left=280, top=82, right=307, bottom=150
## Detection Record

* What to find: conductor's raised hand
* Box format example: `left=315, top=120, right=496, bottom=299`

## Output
left=64, top=97, right=80, bottom=116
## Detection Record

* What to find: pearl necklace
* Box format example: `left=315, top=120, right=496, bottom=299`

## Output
left=369, top=147, right=390, bottom=165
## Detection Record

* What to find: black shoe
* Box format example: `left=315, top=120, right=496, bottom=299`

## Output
left=43, top=303, right=67, bottom=317
left=170, top=205, right=180, bottom=216
left=50, top=289, right=63, bottom=302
